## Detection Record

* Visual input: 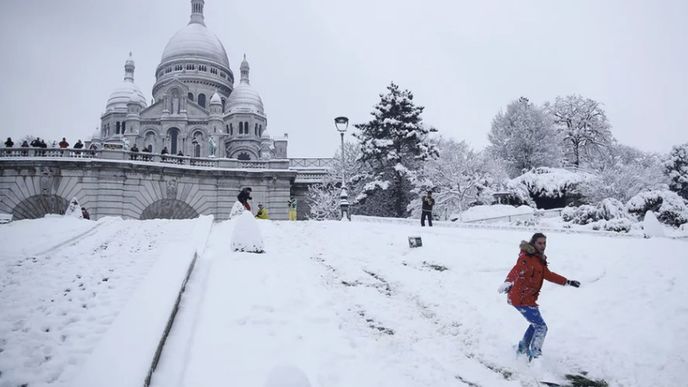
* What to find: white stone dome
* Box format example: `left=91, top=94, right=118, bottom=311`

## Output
left=227, top=84, right=264, bottom=114
left=227, top=55, right=264, bottom=114
left=161, top=23, right=229, bottom=68
left=106, top=82, right=147, bottom=112
left=106, top=53, right=147, bottom=113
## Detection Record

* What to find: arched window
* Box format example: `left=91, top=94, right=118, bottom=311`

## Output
left=239, top=122, right=243, bottom=134
left=188, top=92, right=194, bottom=101
left=193, top=141, right=201, bottom=157
left=230, top=123, right=233, bottom=135
left=237, top=152, right=251, bottom=161
left=116, top=121, right=120, bottom=134
left=255, top=123, right=258, bottom=136
left=122, top=122, right=126, bottom=133
left=168, top=127, right=180, bottom=154
left=198, top=93, right=206, bottom=108
left=221, top=98, right=226, bottom=112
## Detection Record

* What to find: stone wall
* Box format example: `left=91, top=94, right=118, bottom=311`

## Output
left=0, top=158, right=296, bottom=221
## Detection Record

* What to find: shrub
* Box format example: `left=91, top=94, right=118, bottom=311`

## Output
left=602, top=218, right=632, bottom=233
left=626, top=190, right=688, bottom=227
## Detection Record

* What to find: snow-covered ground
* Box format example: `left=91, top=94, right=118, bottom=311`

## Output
left=0, top=216, right=211, bottom=386
left=1, top=215, right=687, bottom=387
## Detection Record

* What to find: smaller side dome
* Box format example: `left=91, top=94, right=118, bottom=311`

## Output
left=226, top=55, right=264, bottom=114
left=106, top=53, right=147, bottom=113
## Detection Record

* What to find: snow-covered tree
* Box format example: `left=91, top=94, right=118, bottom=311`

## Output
left=306, top=183, right=340, bottom=220
left=306, top=141, right=368, bottom=220
left=580, top=144, right=668, bottom=203
left=354, top=82, right=439, bottom=217
left=410, top=136, right=507, bottom=220
left=488, top=97, right=562, bottom=177
left=545, top=95, right=613, bottom=167
left=509, top=167, right=595, bottom=208
left=665, top=143, right=688, bottom=200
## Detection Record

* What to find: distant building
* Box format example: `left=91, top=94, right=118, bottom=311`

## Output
left=94, top=0, right=286, bottom=160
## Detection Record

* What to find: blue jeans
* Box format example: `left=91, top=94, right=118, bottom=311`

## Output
left=514, top=306, right=548, bottom=358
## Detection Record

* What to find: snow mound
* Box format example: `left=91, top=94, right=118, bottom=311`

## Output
left=510, top=167, right=595, bottom=198
left=230, top=201, right=246, bottom=219
left=264, top=365, right=312, bottom=387
left=457, top=204, right=534, bottom=222
left=231, top=211, right=265, bottom=253
left=642, top=211, right=665, bottom=237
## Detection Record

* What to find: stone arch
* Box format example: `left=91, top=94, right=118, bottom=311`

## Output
left=140, top=199, right=199, bottom=220
left=12, top=194, right=69, bottom=220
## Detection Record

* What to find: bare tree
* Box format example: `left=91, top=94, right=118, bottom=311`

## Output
left=545, top=95, right=613, bottom=167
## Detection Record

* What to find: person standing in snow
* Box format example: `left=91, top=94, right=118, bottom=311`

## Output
left=421, top=191, right=435, bottom=227
left=255, top=203, right=269, bottom=219
left=498, top=233, right=580, bottom=360
left=237, top=187, right=253, bottom=211
left=81, top=207, right=90, bottom=220
left=288, top=196, right=297, bottom=221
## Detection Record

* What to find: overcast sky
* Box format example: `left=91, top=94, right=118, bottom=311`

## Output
left=0, top=0, right=686, bottom=157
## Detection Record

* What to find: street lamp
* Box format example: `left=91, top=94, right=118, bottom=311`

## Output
left=334, top=116, right=351, bottom=221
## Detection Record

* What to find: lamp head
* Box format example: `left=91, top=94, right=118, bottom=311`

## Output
left=334, top=116, right=349, bottom=133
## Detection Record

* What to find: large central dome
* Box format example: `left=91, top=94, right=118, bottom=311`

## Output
left=159, top=0, right=229, bottom=69
left=160, top=23, right=229, bottom=68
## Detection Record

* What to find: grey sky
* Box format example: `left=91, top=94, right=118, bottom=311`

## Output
left=1, top=0, right=686, bottom=157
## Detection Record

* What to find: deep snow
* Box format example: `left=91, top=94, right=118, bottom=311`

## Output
left=1, top=215, right=687, bottom=387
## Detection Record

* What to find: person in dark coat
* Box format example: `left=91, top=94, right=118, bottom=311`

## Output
left=20, top=140, right=29, bottom=156
left=421, top=191, right=435, bottom=227
left=5, top=137, right=13, bottom=147
left=81, top=207, right=90, bottom=220
left=59, top=137, right=69, bottom=148
left=73, top=140, right=84, bottom=149
left=130, top=144, right=139, bottom=160
left=237, top=187, right=253, bottom=211
left=161, top=146, right=169, bottom=155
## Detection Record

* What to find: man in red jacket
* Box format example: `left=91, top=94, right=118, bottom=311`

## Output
left=498, top=233, right=580, bottom=360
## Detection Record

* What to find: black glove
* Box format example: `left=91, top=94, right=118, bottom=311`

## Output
left=567, top=280, right=580, bottom=288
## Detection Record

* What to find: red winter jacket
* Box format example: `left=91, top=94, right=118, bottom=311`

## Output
left=505, top=241, right=567, bottom=306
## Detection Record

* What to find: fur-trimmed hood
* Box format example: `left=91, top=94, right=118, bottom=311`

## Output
left=519, top=240, right=537, bottom=254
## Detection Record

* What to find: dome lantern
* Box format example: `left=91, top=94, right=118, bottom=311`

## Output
left=190, top=0, right=205, bottom=26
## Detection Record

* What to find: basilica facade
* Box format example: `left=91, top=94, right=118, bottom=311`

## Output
left=93, top=0, right=286, bottom=161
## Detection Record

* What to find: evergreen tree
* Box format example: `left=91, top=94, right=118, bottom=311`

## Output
left=488, top=97, right=562, bottom=177
left=665, top=143, right=688, bottom=200
left=354, top=82, right=439, bottom=217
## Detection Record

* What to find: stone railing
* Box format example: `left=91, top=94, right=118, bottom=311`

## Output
left=0, top=147, right=292, bottom=170
left=289, top=158, right=335, bottom=169
left=0, top=147, right=99, bottom=158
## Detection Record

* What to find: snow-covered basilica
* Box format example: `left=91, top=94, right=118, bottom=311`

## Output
left=93, top=0, right=287, bottom=160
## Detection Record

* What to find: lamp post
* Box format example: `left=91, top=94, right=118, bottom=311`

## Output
left=334, top=116, right=351, bottom=221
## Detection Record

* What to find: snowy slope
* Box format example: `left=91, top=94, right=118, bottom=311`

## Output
left=150, top=219, right=687, bottom=387
left=2, top=217, right=686, bottom=387
left=0, top=216, right=212, bottom=387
